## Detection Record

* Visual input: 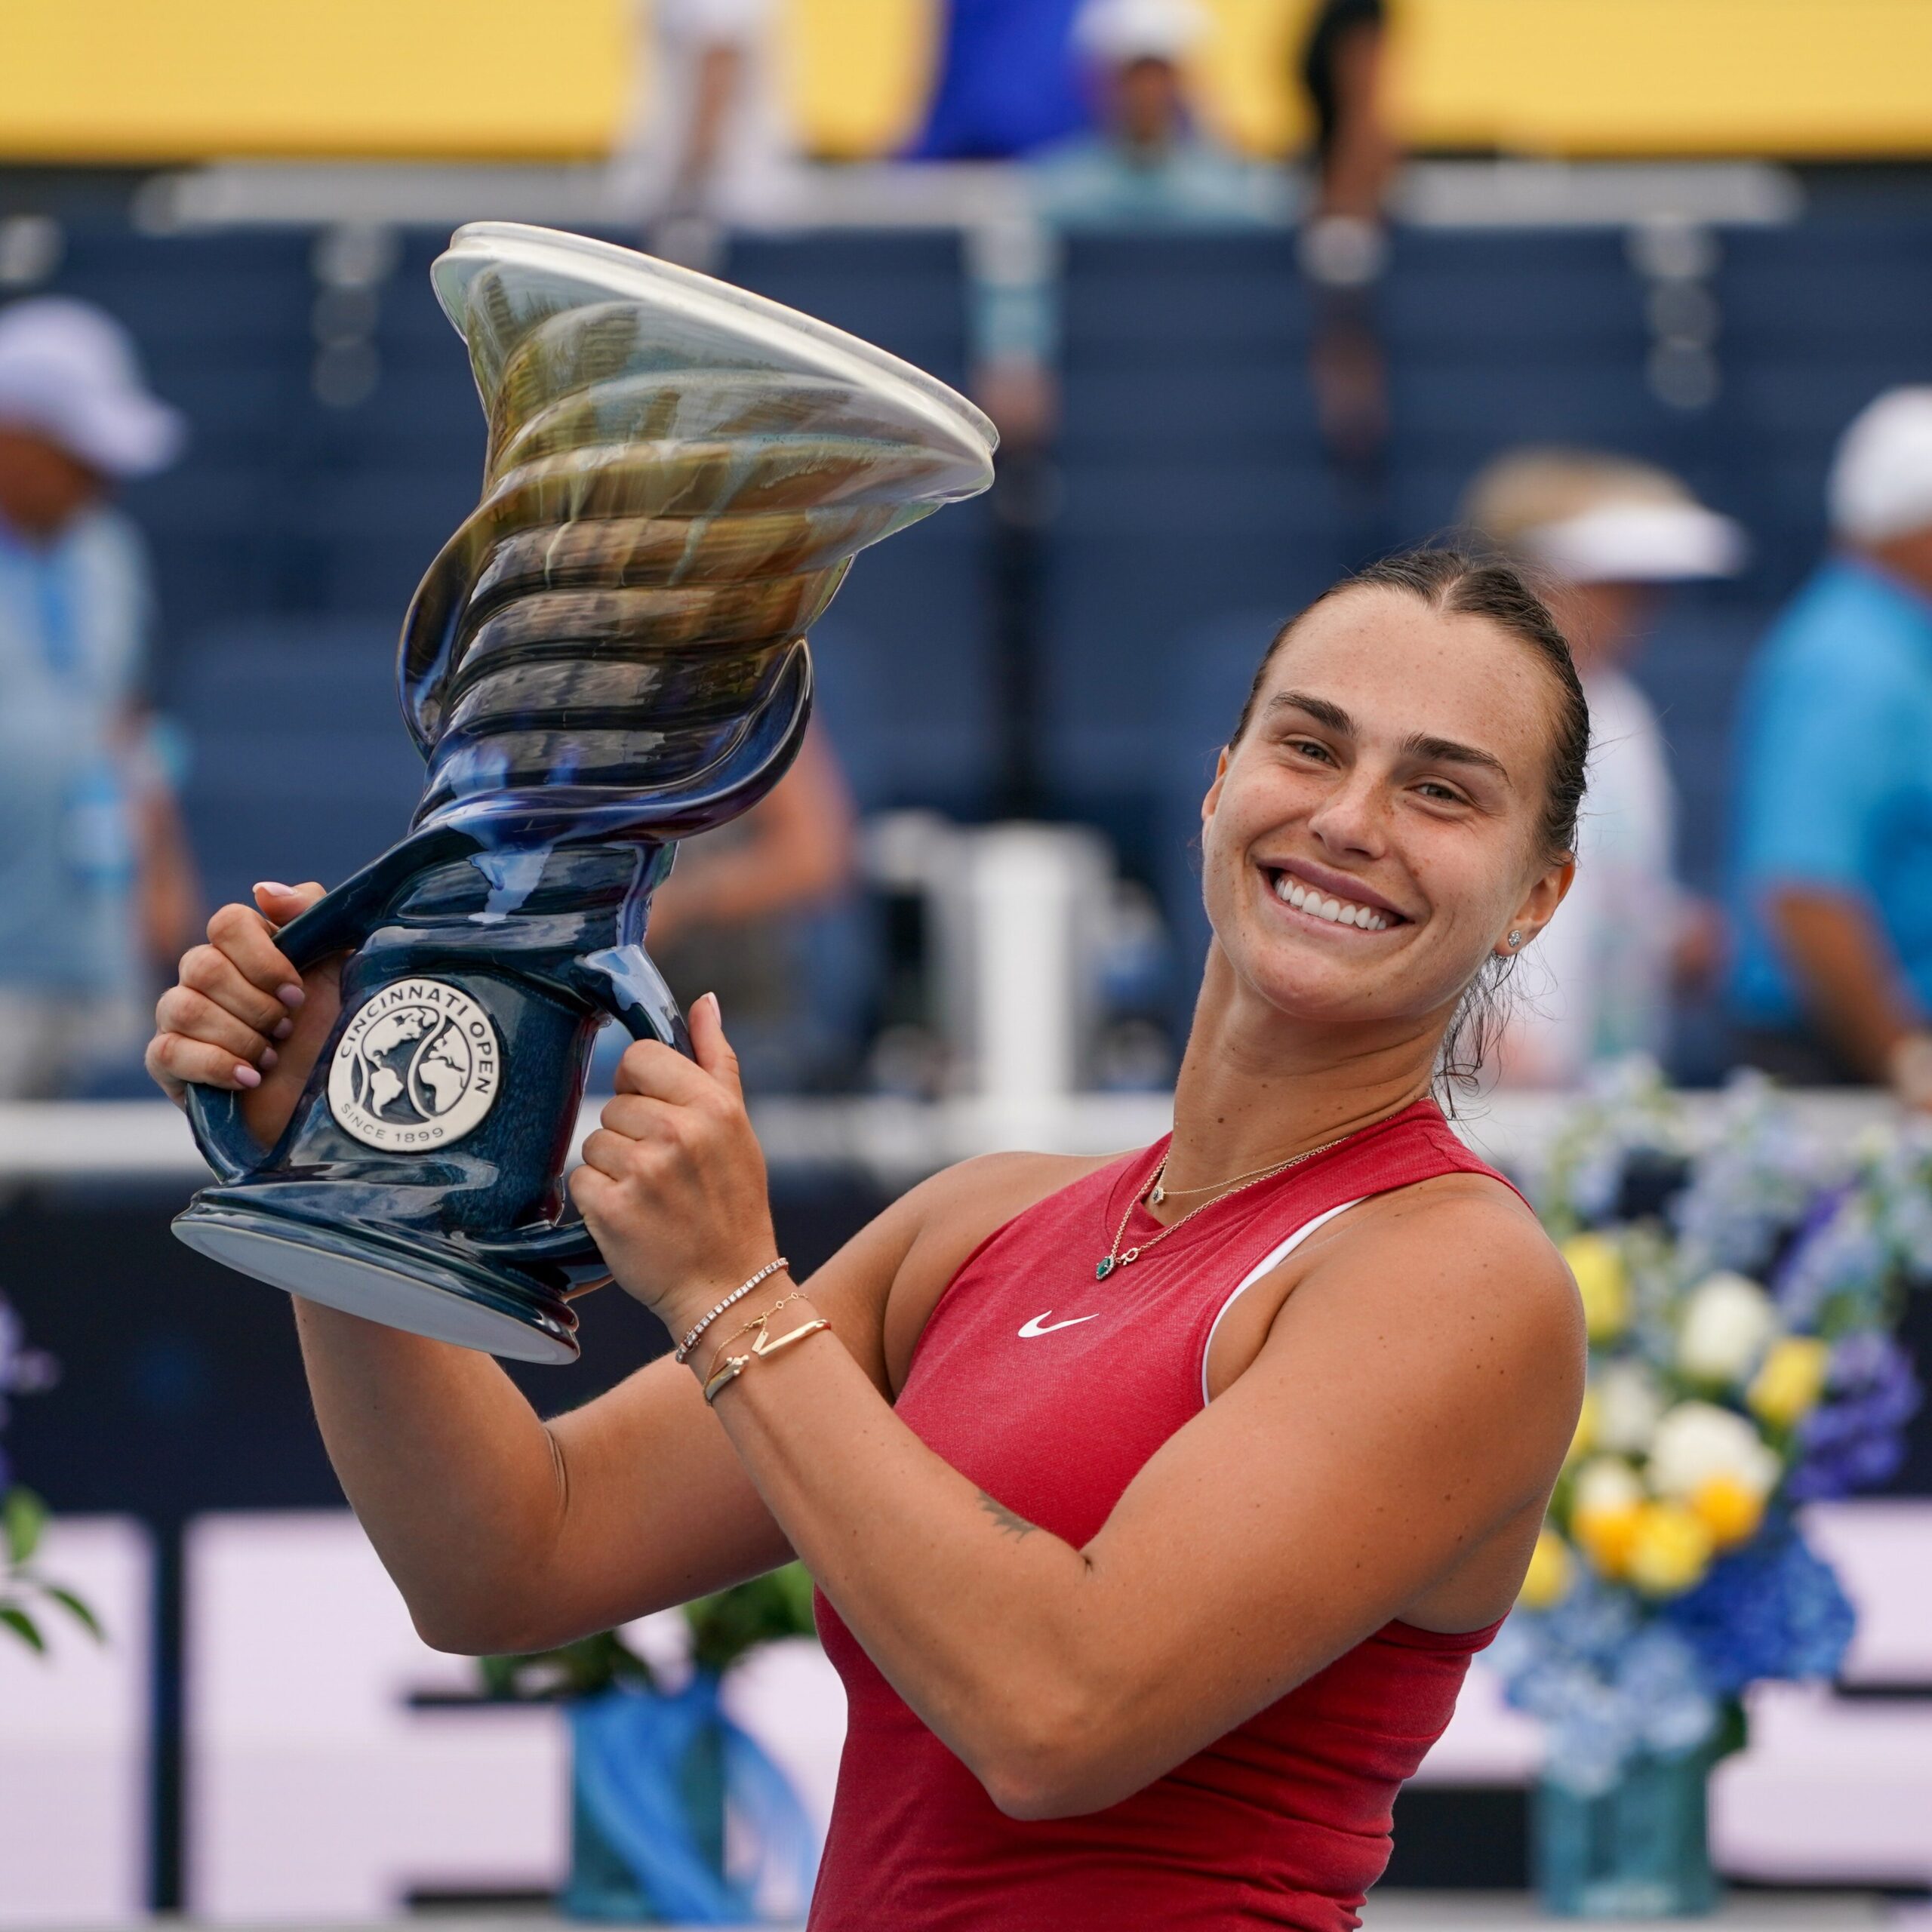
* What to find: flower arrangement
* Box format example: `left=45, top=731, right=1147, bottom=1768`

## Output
left=1494, top=1064, right=1925, bottom=1796
left=483, top=1566, right=820, bottom=1922
left=0, top=1291, right=98, bottom=1655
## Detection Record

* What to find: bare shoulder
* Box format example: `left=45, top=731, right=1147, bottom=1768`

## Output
left=1329, top=1159, right=1584, bottom=1313
left=1288, top=1171, right=1583, bottom=1386
left=902, top=1148, right=1106, bottom=1243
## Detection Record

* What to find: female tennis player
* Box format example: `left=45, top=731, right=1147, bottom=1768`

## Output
left=149, top=547, right=1587, bottom=1930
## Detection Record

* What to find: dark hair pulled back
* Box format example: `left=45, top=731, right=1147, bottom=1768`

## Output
left=1229, top=545, right=1591, bottom=1103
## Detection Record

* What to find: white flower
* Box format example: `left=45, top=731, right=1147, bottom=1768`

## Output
left=1595, top=1360, right=1666, bottom=1454
left=1676, top=1272, right=1780, bottom=1383
left=1647, top=1401, right=1780, bottom=1506
left=1572, top=1456, right=1644, bottom=1516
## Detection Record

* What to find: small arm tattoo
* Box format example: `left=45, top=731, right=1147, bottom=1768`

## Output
left=977, top=1489, right=1038, bottom=1539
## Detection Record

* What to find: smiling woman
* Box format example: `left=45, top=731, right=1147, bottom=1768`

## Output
left=1217, top=547, right=1590, bottom=1099
left=146, top=544, right=1591, bottom=1932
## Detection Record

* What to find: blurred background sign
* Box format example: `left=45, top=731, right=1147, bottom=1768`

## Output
left=4, top=2, right=1932, bottom=167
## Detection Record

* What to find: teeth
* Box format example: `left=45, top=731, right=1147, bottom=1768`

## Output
left=1271, top=871, right=1392, bottom=931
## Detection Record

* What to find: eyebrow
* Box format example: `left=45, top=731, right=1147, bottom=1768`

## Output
left=1266, top=690, right=1514, bottom=786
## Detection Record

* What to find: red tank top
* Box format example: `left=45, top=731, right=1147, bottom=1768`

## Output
left=810, top=1099, right=1521, bottom=1931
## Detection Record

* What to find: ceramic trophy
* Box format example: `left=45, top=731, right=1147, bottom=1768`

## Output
left=173, top=222, right=995, bottom=1363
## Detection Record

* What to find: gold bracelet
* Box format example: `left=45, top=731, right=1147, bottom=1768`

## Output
left=672, top=1257, right=789, bottom=1364
left=702, top=1288, right=804, bottom=1382
left=703, top=1316, right=831, bottom=1406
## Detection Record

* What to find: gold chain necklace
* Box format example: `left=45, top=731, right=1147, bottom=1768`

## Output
left=1095, top=1134, right=1351, bottom=1282
left=1148, top=1146, right=1344, bottom=1205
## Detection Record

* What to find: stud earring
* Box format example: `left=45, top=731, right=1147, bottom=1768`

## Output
left=1508, top=930, right=1523, bottom=948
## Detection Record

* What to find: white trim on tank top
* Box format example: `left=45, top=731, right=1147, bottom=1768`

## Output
left=1199, top=1198, right=1365, bottom=1407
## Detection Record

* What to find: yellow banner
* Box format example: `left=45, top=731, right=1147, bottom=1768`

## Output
left=0, top=0, right=1926, bottom=165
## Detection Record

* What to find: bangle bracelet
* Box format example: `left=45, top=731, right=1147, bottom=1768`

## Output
left=703, top=1316, right=831, bottom=1406
left=703, top=1289, right=804, bottom=1382
left=673, top=1257, right=789, bottom=1364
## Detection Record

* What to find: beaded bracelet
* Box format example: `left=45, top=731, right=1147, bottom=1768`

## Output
left=672, top=1257, right=789, bottom=1364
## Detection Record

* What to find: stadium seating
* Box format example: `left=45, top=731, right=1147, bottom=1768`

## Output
left=24, top=210, right=1932, bottom=1070
left=1047, top=231, right=1337, bottom=832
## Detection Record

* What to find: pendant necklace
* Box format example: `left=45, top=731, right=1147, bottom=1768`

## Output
left=1094, top=1133, right=1352, bottom=1282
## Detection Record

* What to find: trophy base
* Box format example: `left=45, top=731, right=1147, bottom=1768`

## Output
left=172, top=1202, right=580, bottom=1365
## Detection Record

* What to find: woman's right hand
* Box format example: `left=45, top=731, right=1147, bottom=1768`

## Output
left=146, top=881, right=344, bottom=1148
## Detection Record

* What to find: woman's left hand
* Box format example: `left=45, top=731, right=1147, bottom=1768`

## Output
left=570, top=993, right=783, bottom=1337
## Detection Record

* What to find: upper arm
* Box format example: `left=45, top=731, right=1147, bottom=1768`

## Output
left=526, top=1150, right=1084, bottom=1642
left=528, top=1177, right=930, bottom=1639
left=1071, top=1189, right=1580, bottom=1792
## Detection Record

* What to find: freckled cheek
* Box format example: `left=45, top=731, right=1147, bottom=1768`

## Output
left=1217, top=768, right=1322, bottom=851
left=1407, top=844, right=1513, bottom=948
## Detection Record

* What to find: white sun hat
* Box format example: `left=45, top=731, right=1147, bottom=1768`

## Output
left=0, top=297, right=186, bottom=478
left=1463, top=448, right=1744, bottom=585
left=1828, top=387, right=1932, bottom=546
left=1073, top=0, right=1208, bottom=65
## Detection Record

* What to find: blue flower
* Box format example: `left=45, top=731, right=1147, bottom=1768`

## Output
left=1660, top=1520, right=1854, bottom=1695
left=1789, top=1332, right=1922, bottom=1501
left=1669, top=1075, right=1842, bottom=1281
left=1493, top=1578, right=1717, bottom=1793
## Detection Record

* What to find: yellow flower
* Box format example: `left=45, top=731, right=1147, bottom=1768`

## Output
left=1625, top=1500, right=1715, bottom=1598
left=1567, top=1387, right=1600, bottom=1466
left=1749, top=1337, right=1832, bottom=1430
left=1571, top=1457, right=1644, bottom=1578
left=1562, top=1234, right=1630, bottom=1342
left=1688, top=1472, right=1766, bottom=1549
left=1519, top=1528, right=1576, bottom=1610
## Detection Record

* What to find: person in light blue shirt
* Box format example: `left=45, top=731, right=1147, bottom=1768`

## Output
left=0, top=297, right=198, bottom=1095
left=1727, top=388, right=1932, bottom=1103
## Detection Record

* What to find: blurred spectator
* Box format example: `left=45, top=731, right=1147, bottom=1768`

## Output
left=1464, top=449, right=1743, bottom=1087
left=1729, top=389, right=1932, bottom=1105
left=909, top=0, right=1089, bottom=162
left=1296, top=0, right=1399, bottom=475
left=970, top=0, right=1281, bottom=448
left=607, top=0, right=801, bottom=264
left=0, top=297, right=197, bottom=1098
left=641, top=721, right=858, bottom=1090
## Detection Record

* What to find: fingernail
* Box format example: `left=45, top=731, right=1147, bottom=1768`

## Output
left=255, top=881, right=291, bottom=896
left=272, top=1016, right=294, bottom=1040
left=278, top=983, right=305, bottom=1008
left=704, top=990, right=722, bottom=1023
left=259, top=1047, right=278, bottom=1070
left=234, top=1063, right=262, bottom=1088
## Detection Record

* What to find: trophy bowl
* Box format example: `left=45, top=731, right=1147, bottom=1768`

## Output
left=171, top=223, right=996, bottom=1364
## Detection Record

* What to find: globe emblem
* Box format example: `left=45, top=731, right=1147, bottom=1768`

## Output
left=327, top=979, right=501, bottom=1151
left=347, top=1004, right=472, bottom=1122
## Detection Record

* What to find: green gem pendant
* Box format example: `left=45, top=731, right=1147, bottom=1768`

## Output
left=1095, top=1257, right=1116, bottom=1281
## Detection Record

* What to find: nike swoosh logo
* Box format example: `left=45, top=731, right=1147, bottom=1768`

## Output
left=1017, top=1311, right=1100, bottom=1339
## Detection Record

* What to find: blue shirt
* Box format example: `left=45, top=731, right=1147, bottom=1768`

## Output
left=0, top=506, right=150, bottom=996
left=1727, top=557, right=1932, bottom=1029
left=906, top=0, right=1088, bottom=159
